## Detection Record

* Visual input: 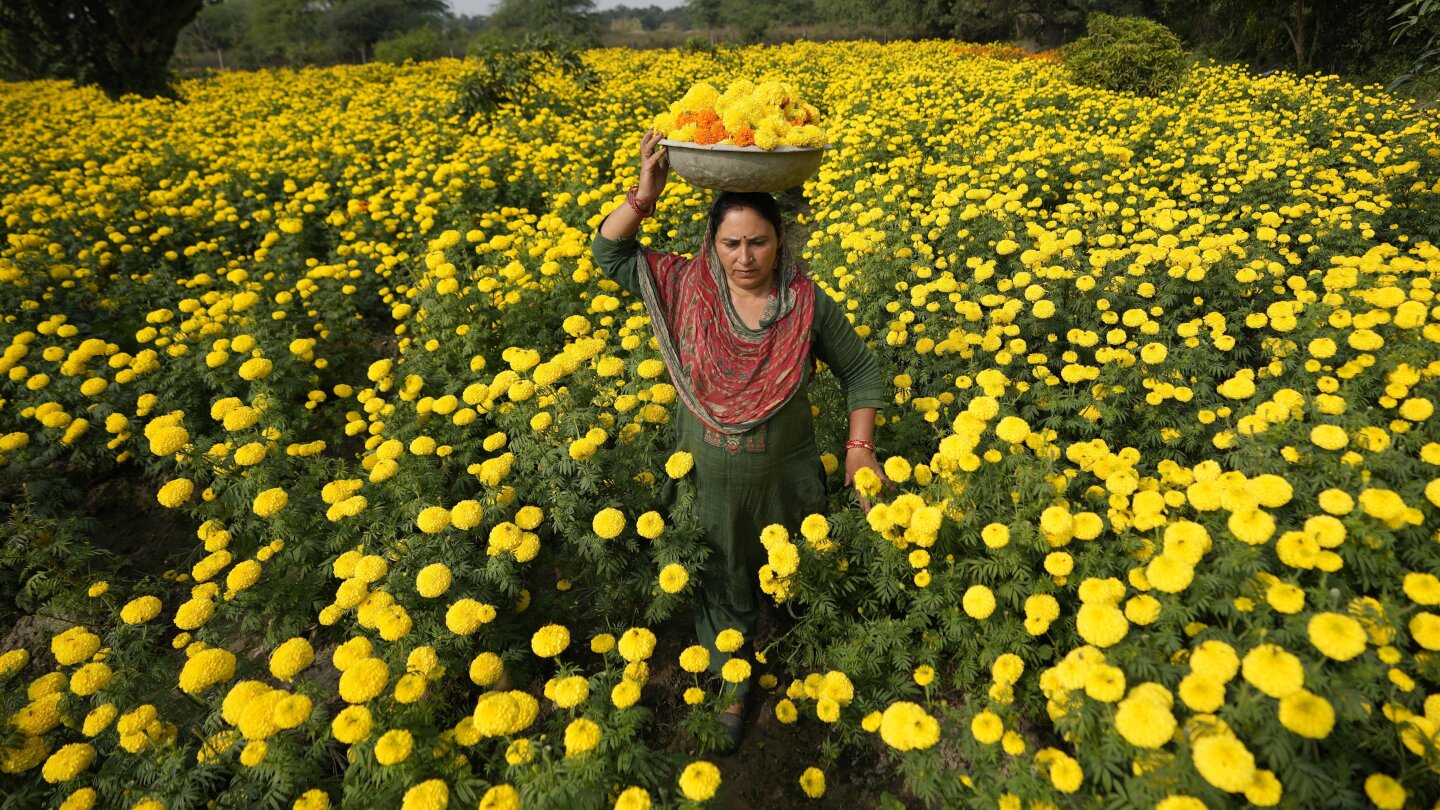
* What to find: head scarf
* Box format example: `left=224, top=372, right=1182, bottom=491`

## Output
left=632, top=220, right=815, bottom=435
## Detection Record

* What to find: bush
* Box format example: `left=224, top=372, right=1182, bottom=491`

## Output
left=373, top=27, right=445, bottom=65
left=682, top=35, right=714, bottom=54
left=1062, top=12, right=1186, bottom=96
left=453, top=32, right=595, bottom=120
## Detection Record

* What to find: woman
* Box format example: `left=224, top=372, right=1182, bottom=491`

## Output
left=590, top=129, right=885, bottom=752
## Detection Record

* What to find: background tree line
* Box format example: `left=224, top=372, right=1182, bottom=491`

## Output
left=1, top=0, right=1435, bottom=99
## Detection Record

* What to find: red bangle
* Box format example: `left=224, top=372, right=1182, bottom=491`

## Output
left=626, top=186, right=656, bottom=218
left=844, top=439, right=876, bottom=452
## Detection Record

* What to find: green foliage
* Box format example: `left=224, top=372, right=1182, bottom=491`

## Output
left=1062, top=12, right=1187, bottom=96
left=242, top=0, right=446, bottom=65
left=374, top=26, right=445, bottom=64
left=452, top=32, right=596, bottom=120
left=0, top=0, right=204, bottom=99
left=1390, top=0, right=1440, bottom=92
left=682, top=35, right=715, bottom=54
left=491, top=0, right=600, bottom=46
left=0, top=491, right=114, bottom=624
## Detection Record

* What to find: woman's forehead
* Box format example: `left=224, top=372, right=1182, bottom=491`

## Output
left=715, top=207, right=776, bottom=239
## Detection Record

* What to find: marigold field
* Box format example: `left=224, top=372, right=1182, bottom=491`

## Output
left=2, top=39, right=1440, bottom=810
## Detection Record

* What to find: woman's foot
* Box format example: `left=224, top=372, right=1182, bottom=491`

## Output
left=716, top=701, right=745, bottom=754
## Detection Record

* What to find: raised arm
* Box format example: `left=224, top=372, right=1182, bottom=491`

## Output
left=598, top=129, right=670, bottom=240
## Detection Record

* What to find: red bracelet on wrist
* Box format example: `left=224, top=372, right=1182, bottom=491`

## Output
left=844, top=439, right=877, bottom=452
left=626, top=186, right=656, bottom=218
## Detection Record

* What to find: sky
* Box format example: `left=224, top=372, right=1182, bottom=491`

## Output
left=448, top=0, right=687, bottom=16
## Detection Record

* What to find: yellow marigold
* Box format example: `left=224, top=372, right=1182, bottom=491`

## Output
left=658, top=563, right=689, bottom=594
left=1310, top=424, right=1348, bottom=450
left=1410, top=612, right=1440, bottom=650
left=331, top=705, right=372, bottom=744
left=1076, top=603, right=1129, bottom=647
left=237, top=357, right=272, bottom=381
left=374, top=729, right=413, bottom=766
left=174, top=596, right=215, bottom=630
left=1267, top=582, right=1306, bottom=614
left=962, top=585, right=996, bottom=619
left=721, top=658, right=752, bottom=683
left=294, top=789, right=331, bottom=810
left=1178, top=673, right=1225, bottom=713
left=69, top=662, right=112, bottom=696
left=1245, top=770, right=1283, bottom=807
left=878, top=701, right=940, bottom=751
left=1404, top=572, right=1440, bottom=606
left=156, top=478, right=194, bottom=508
left=1364, top=774, right=1406, bottom=810
left=1241, top=644, right=1304, bottom=698
left=592, top=507, right=626, bottom=539
left=415, top=563, right=452, bottom=598
left=415, top=506, right=450, bottom=534
left=0, top=645, right=28, bottom=677
left=51, top=626, right=100, bottom=666
left=1227, top=508, right=1275, bottom=545
left=480, top=784, right=519, bottom=810
left=971, top=710, right=1003, bottom=744
left=40, top=742, right=94, bottom=784
left=446, top=599, right=496, bottom=634
left=1146, top=554, right=1194, bottom=593
left=226, top=559, right=261, bottom=593
left=678, top=761, right=722, bottom=801
left=269, top=638, right=314, bottom=682
left=1192, top=734, right=1255, bottom=793
left=401, top=779, right=448, bottom=810
left=612, top=679, right=642, bottom=709
left=531, top=624, right=570, bottom=658
left=635, top=511, right=665, bottom=539
left=1085, top=664, right=1126, bottom=703
left=468, top=652, right=503, bottom=687
left=178, top=648, right=236, bottom=695
left=994, top=415, right=1029, bottom=443
left=679, top=645, right=710, bottom=673
left=715, top=628, right=744, bottom=653
left=1049, top=753, right=1083, bottom=793
left=120, top=595, right=162, bottom=625
left=337, top=657, right=389, bottom=703
left=1114, top=694, right=1176, bottom=748
left=251, top=487, right=288, bottom=517
left=564, top=717, right=602, bottom=757
left=799, top=766, right=826, bottom=799
left=1278, top=689, right=1334, bottom=739
left=982, top=523, right=1010, bottom=548
left=1307, top=612, right=1367, bottom=661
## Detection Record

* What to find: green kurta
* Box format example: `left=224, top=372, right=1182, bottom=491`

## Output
left=591, top=229, right=885, bottom=692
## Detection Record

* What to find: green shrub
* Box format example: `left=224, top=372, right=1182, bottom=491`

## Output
left=453, top=32, right=595, bottom=120
left=373, top=27, right=445, bottom=65
left=1062, top=12, right=1187, bottom=96
left=682, top=35, right=714, bottom=54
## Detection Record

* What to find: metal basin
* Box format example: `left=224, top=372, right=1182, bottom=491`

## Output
left=660, top=139, right=826, bottom=193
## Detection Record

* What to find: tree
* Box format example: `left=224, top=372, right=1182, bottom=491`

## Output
left=0, top=0, right=205, bottom=98
left=686, top=0, right=723, bottom=29
left=178, top=0, right=251, bottom=70
left=325, top=0, right=447, bottom=63
left=245, top=0, right=446, bottom=64
left=491, top=0, right=599, bottom=45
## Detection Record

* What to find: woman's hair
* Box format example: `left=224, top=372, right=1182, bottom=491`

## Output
left=706, top=191, right=784, bottom=242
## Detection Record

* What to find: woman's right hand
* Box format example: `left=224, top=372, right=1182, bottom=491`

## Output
left=637, top=129, right=670, bottom=202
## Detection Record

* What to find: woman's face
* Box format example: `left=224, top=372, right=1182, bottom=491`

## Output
left=713, top=207, right=779, bottom=295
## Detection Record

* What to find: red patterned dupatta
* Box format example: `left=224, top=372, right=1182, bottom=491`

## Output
left=632, top=235, right=815, bottom=435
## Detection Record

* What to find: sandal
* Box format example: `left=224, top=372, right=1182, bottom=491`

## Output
left=716, top=708, right=745, bottom=755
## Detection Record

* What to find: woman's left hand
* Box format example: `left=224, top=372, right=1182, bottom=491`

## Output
left=843, top=447, right=889, bottom=513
